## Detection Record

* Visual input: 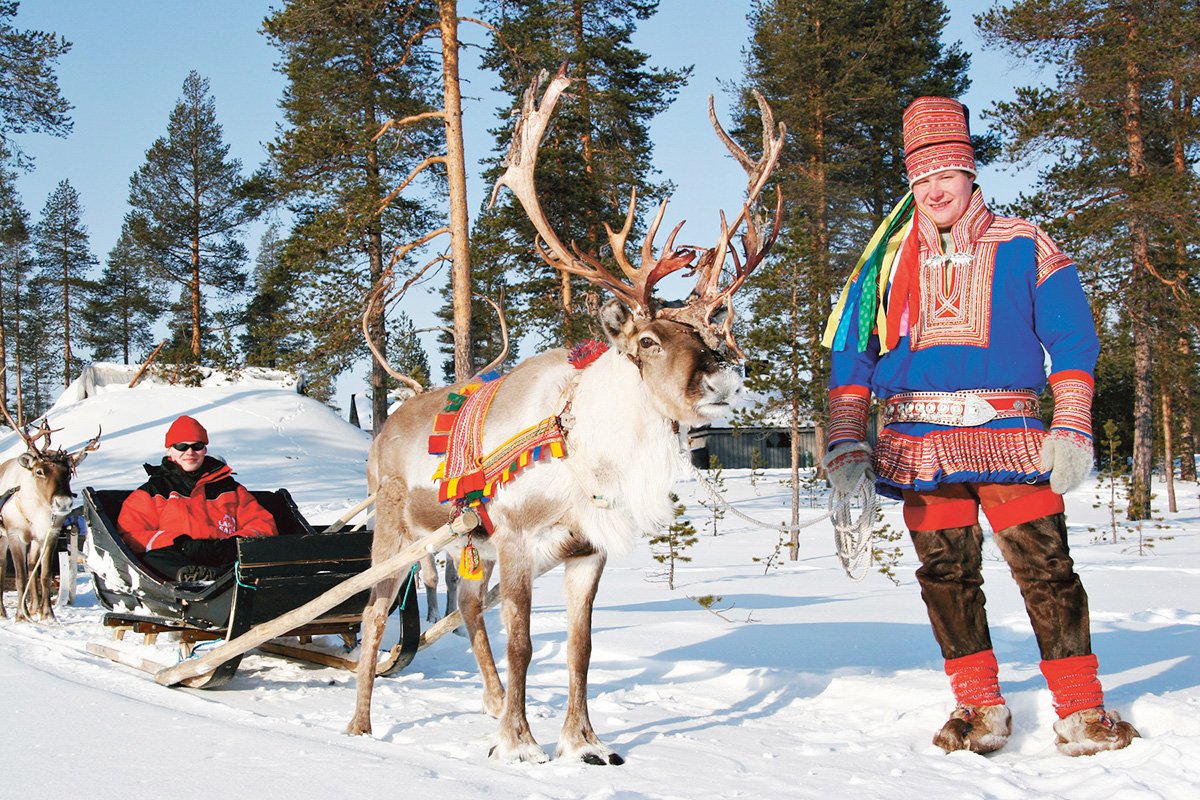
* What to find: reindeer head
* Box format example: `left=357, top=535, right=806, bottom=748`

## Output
left=2, top=399, right=100, bottom=516
left=490, top=68, right=785, bottom=424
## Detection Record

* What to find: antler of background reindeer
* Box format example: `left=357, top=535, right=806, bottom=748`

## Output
left=0, top=366, right=100, bottom=469
left=490, top=66, right=786, bottom=358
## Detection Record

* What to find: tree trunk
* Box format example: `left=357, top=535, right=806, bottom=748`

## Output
left=1171, top=83, right=1196, bottom=482
left=440, top=1, right=473, bottom=382
left=788, top=395, right=801, bottom=561
left=190, top=226, right=202, bottom=357
left=0, top=270, right=7, bottom=405
left=61, top=256, right=72, bottom=386
left=1179, top=410, right=1196, bottom=482
left=363, top=62, right=389, bottom=434
left=1122, top=18, right=1154, bottom=521
left=13, top=266, right=24, bottom=424
left=1162, top=386, right=1177, bottom=513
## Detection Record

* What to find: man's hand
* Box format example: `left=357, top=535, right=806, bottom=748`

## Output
left=823, top=441, right=875, bottom=493
left=1040, top=429, right=1094, bottom=495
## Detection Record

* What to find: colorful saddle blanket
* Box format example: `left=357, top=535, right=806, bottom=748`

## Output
left=427, top=375, right=567, bottom=512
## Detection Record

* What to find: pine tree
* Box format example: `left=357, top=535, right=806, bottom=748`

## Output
left=0, top=2, right=72, bottom=166
left=0, top=146, right=31, bottom=413
left=264, top=0, right=443, bottom=424
left=468, top=0, right=690, bottom=354
left=80, top=223, right=162, bottom=364
left=740, top=0, right=974, bottom=558
left=31, top=178, right=95, bottom=386
left=16, top=274, right=55, bottom=416
left=978, top=0, right=1200, bottom=520
left=387, top=310, right=431, bottom=390
left=241, top=224, right=303, bottom=370
left=125, top=70, right=262, bottom=362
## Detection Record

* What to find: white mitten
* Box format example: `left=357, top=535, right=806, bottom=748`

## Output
left=1039, top=429, right=1094, bottom=495
left=823, top=441, right=875, bottom=493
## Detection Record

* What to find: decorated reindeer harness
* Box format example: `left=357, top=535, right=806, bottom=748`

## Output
left=427, top=341, right=610, bottom=550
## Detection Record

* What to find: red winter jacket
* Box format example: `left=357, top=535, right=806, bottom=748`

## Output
left=117, top=457, right=279, bottom=554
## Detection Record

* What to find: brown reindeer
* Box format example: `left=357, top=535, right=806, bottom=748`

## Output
left=0, top=404, right=100, bottom=621
left=347, top=69, right=784, bottom=764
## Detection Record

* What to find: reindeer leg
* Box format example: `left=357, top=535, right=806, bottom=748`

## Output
left=347, top=575, right=402, bottom=737
left=419, top=554, right=440, bottom=623
left=11, top=538, right=30, bottom=623
left=0, top=536, right=8, bottom=620
left=459, top=558, right=504, bottom=717
left=35, top=528, right=60, bottom=621
left=489, top=541, right=547, bottom=763
left=556, top=551, right=621, bottom=765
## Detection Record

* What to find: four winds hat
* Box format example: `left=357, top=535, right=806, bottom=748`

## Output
left=903, top=96, right=976, bottom=185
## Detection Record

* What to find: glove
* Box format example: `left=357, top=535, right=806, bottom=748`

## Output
left=175, top=536, right=239, bottom=564
left=1040, top=429, right=1093, bottom=495
left=1043, top=370, right=1095, bottom=495
left=823, top=441, right=875, bottom=493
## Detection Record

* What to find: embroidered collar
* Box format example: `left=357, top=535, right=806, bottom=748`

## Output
left=915, top=187, right=994, bottom=257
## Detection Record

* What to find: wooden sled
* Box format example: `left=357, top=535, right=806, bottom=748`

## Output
left=82, top=487, right=430, bottom=688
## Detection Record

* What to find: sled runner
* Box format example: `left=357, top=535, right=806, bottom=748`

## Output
left=81, top=487, right=426, bottom=688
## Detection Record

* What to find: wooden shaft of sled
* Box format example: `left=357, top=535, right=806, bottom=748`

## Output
left=416, top=559, right=556, bottom=650
left=154, top=510, right=479, bottom=687
left=323, top=494, right=377, bottom=534
left=418, top=584, right=502, bottom=650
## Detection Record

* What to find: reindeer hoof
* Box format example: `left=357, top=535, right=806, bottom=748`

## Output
left=580, top=752, right=624, bottom=766
left=489, top=741, right=548, bottom=764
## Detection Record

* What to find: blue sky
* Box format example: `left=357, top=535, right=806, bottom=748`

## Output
left=8, top=0, right=1032, bottom=403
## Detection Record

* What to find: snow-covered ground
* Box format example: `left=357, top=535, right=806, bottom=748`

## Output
left=1, top=366, right=1197, bottom=799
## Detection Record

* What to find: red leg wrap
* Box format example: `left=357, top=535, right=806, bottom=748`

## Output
left=945, top=649, right=1005, bottom=707
left=1040, top=653, right=1104, bottom=718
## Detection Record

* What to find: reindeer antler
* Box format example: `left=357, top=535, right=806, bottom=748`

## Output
left=69, top=426, right=101, bottom=471
left=657, top=90, right=786, bottom=357
left=490, top=67, right=698, bottom=317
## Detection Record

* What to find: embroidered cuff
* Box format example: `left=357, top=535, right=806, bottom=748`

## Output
left=1048, top=369, right=1094, bottom=439
left=828, top=385, right=870, bottom=447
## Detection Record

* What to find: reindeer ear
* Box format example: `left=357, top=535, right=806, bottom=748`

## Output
left=72, top=451, right=90, bottom=467
left=18, top=453, right=35, bottom=470
left=599, top=299, right=638, bottom=352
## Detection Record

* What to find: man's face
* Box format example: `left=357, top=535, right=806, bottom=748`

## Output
left=167, top=442, right=207, bottom=473
left=911, top=170, right=974, bottom=231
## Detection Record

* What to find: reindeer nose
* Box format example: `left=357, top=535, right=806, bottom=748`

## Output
left=704, top=368, right=743, bottom=401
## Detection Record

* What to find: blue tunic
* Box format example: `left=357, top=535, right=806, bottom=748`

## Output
left=829, top=191, right=1099, bottom=498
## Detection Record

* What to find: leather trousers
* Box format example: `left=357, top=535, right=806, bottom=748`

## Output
left=910, top=513, right=1092, bottom=661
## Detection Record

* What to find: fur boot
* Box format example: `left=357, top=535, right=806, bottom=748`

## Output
left=1052, top=707, right=1139, bottom=756
left=933, top=704, right=1012, bottom=754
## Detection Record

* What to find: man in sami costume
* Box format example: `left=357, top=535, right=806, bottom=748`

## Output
left=822, top=97, right=1138, bottom=756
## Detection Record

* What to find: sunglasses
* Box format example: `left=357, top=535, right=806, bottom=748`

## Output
left=171, top=442, right=207, bottom=452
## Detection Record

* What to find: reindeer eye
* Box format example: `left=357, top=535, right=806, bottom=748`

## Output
left=639, top=336, right=657, bottom=350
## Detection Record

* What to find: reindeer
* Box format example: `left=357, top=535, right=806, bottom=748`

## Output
left=347, top=69, right=784, bottom=764
left=0, top=404, right=100, bottom=621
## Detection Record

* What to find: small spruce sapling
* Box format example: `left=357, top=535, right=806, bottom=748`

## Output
left=648, top=493, right=698, bottom=590
left=1101, top=419, right=1127, bottom=544
left=749, top=447, right=765, bottom=493
left=699, top=453, right=727, bottom=535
